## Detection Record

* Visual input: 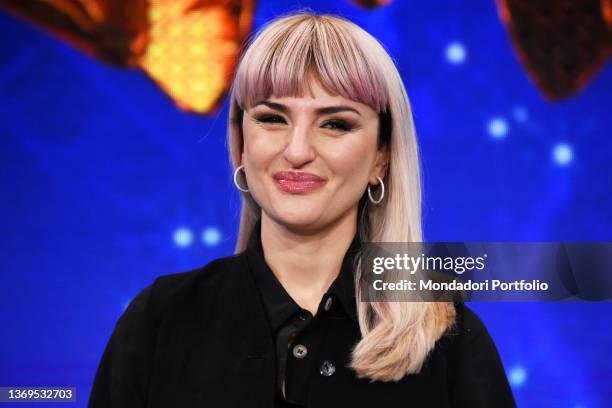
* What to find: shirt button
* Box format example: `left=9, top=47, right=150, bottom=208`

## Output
left=324, top=296, right=333, bottom=311
left=292, top=344, right=308, bottom=359
left=319, top=360, right=336, bottom=377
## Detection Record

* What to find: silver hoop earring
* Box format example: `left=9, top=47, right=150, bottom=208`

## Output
left=233, top=165, right=249, bottom=192
left=368, top=176, right=385, bottom=204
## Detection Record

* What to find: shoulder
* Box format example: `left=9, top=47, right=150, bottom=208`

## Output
left=443, top=302, right=516, bottom=407
left=433, top=302, right=502, bottom=381
left=440, top=301, right=501, bottom=360
left=452, top=301, right=489, bottom=343
left=434, top=302, right=489, bottom=347
left=152, top=252, right=246, bottom=294
left=127, top=252, right=248, bottom=319
left=90, top=252, right=251, bottom=405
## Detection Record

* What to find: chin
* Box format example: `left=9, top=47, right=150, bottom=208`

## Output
left=268, top=204, right=326, bottom=230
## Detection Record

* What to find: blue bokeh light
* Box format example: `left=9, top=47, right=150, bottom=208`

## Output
left=553, top=143, right=573, bottom=166
left=488, top=117, right=508, bottom=139
left=445, top=41, right=467, bottom=65
left=201, top=226, right=222, bottom=246
left=508, top=366, right=527, bottom=387
left=173, top=227, right=194, bottom=247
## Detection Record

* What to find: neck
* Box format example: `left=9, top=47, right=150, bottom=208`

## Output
left=260, top=209, right=358, bottom=316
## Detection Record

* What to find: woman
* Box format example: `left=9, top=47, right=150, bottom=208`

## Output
left=89, top=11, right=516, bottom=408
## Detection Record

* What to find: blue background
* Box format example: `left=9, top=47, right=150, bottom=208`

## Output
left=1, top=1, right=611, bottom=406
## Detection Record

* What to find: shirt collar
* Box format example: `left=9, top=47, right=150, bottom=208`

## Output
left=245, top=218, right=361, bottom=332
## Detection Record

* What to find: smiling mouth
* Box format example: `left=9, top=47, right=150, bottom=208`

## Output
left=274, top=179, right=326, bottom=193
left=273, top=171, right=327, bottom=194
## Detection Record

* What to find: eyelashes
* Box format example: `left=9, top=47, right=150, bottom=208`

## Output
left=253, top=114, right=355, bottom=132
left=254, top=114, right=285, bottom=124
left=323, top=120, right=354, bottom=132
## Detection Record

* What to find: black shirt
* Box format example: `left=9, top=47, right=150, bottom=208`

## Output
left=245, top=219, right=361, bottom=407
left=89, top=219, right=517, bottom=407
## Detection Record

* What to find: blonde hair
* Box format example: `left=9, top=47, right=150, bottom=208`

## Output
left=227, top=10, right=456, bottom=382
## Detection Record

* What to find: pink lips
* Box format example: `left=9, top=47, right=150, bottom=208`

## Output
left=273, top=171, right=327, bottom=194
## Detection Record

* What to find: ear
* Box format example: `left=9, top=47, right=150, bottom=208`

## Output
left=369, top=146, right=389, bottom=184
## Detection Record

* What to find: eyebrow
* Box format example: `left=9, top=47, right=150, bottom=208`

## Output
left=253, top=100, right=362, bottom=117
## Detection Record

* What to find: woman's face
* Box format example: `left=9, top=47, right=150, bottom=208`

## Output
left=241, top=78, right=388, bottom=231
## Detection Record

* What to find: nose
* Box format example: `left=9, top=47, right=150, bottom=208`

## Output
left=283, top=125, right=316, bottom=167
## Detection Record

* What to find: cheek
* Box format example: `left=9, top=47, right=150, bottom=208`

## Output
left=324, top=137, right=377, bottom=179
left=242, top=124, right=278, bottom=167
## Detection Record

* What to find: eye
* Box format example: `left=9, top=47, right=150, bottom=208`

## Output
left=322, top=120, right=353, bottom=132
left=254, top=114, right=286, bottom=124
